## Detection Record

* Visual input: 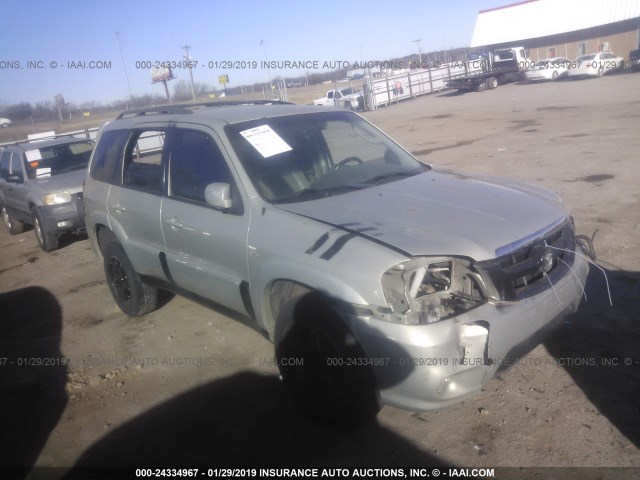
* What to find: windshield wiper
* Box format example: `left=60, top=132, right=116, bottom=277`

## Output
left=365, top=171, right=416, bottom=185
left=277, top=184, right=366, bottom=203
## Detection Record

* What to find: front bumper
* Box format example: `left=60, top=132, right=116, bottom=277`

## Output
left=39, top=193, right=86, bottom=234
left=345, top=251, right=588, bottom=411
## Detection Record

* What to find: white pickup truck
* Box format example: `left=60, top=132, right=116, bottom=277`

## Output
left=313, top=88, right=361, bottom=110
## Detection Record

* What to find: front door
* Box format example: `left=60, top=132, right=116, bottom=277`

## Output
left=160, top=125, right=250, bottom=315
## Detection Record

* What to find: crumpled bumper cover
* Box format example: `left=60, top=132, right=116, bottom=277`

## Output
left=345, top=251, right=589, bottom=412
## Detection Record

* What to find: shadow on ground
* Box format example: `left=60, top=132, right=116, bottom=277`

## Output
left=64, top=372, right=449, bottom=473
left=545, top=267, right=640, bottom=447
left=0, top=287, right=67, bottom=477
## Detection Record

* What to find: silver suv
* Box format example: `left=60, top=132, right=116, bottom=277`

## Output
left=0, top=137, right=93, bottom=251
left=84, top=102, right=589, bottom=424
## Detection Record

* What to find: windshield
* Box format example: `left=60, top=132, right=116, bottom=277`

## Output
left=225, top=111, right=428, bottom=203
left=25, top=141, right=93, bottom=178
left=577, top=55, right=596, bottom=61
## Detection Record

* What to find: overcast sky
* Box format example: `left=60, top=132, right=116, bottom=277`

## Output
left=0, top=0, right=503, bottom=106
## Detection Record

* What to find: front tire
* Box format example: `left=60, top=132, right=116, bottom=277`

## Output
left=32, top=207, right=59, bottom=251
left=551, top=71, right=559, bottom=80
left=276, top=292, right=380, bottom=427
left=2, top=205, right=24, bottom=234
left=103, top=241, right=158, bottom=317
left=486, top=76, right=498, bottom=89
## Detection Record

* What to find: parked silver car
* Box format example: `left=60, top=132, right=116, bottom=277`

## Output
left=0, top=136, right=93, bottom=251
left=84, top=102, right=589, bottom=424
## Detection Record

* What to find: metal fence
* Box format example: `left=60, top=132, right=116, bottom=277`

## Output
left=363, top=60, right=483, bottom=110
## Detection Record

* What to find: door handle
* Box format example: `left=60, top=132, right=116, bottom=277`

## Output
left=111, top=203, right=126, bottom=213
left=165, top=217, right=184, bottom=229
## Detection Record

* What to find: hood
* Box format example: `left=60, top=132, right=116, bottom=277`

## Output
left=31, top=169, right=86, bottom=194
left=278, top=170, right=567, bottom=261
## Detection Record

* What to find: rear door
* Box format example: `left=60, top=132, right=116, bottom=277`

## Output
left=160, top=124, right=250, bottom=314
left=107, top=126, right=168, bottom=279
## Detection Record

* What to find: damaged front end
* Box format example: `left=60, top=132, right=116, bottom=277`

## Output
left=380, top=257, right=488, bottom=325
left=347, top=217, right=588, bottom=411
left=378, top=218, right=577, bottom=325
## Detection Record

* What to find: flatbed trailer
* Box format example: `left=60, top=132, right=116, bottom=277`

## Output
left=447, top=47, right=529, bottom=92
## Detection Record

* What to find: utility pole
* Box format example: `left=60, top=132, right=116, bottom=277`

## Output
left=413, top=38, right=423, bottom=69
left=183, top=44, right=197, bottom=104
left=260, top=39, right=273, bottom=94
left=116, top=29, right=133, bottom=100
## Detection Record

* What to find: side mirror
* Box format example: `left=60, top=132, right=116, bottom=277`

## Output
left=205, top=182, right=232, bottom=210
left=6, top=174, right=22, bottom=183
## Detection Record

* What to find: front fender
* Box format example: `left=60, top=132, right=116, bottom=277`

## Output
left=250, top=259, right=372, bottom=338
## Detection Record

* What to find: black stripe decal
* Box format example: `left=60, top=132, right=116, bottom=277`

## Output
left=306, top=232, right=330, bottom=254
left=281, top=208, right=412, bottom=258
left=320, top=233, right=358, bottom=260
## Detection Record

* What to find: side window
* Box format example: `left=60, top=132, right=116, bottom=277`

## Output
left=122, top=130, right=166, bottom=194
left=169, top=129, right=233, bottom=204
left=90, top=129, right=129, bottom=184
left=0, top=151, right=11, bottom=179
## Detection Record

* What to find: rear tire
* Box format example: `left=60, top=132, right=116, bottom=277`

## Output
left=32, top=207, right=59, bottom=251
left=276, top=292, right=380, bottom=427
left=103, top=240, right=158, bottom=317
left=551, top=71, right=559, bottom=80
left=1, top=205, right=24, bottom=234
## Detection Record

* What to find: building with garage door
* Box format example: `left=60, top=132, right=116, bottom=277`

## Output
left=471, top=0, right=640, bottom=62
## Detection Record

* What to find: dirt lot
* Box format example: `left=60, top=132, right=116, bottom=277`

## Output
left=1, top=73, right=639, bottom=479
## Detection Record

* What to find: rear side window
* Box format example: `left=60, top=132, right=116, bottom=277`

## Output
left=90, top=130, right=129, bottom=184
left=122, top=130, right=167, bottom=194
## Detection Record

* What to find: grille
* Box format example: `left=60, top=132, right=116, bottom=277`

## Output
left=475, top=220, right=575, bottom=301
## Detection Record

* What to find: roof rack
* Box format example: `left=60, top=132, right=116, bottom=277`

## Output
left=8, top=134, right=87, bottom=147
left=116, top=100, right=294, bottom=119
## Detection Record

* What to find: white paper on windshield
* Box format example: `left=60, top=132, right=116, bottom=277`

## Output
left=36, top=167, right=51, bottom=178
left=239, top=125, right=292, bottom=158
left=25, top=149, right=42, bottom=161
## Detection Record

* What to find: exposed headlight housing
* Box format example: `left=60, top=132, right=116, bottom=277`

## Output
left=42, top=192, right=72, bottom=205
left=380, top=257, right=488, bottom=325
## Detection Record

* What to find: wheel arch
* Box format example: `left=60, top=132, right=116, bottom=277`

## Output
left=255, top=264, right=373, bottom=341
